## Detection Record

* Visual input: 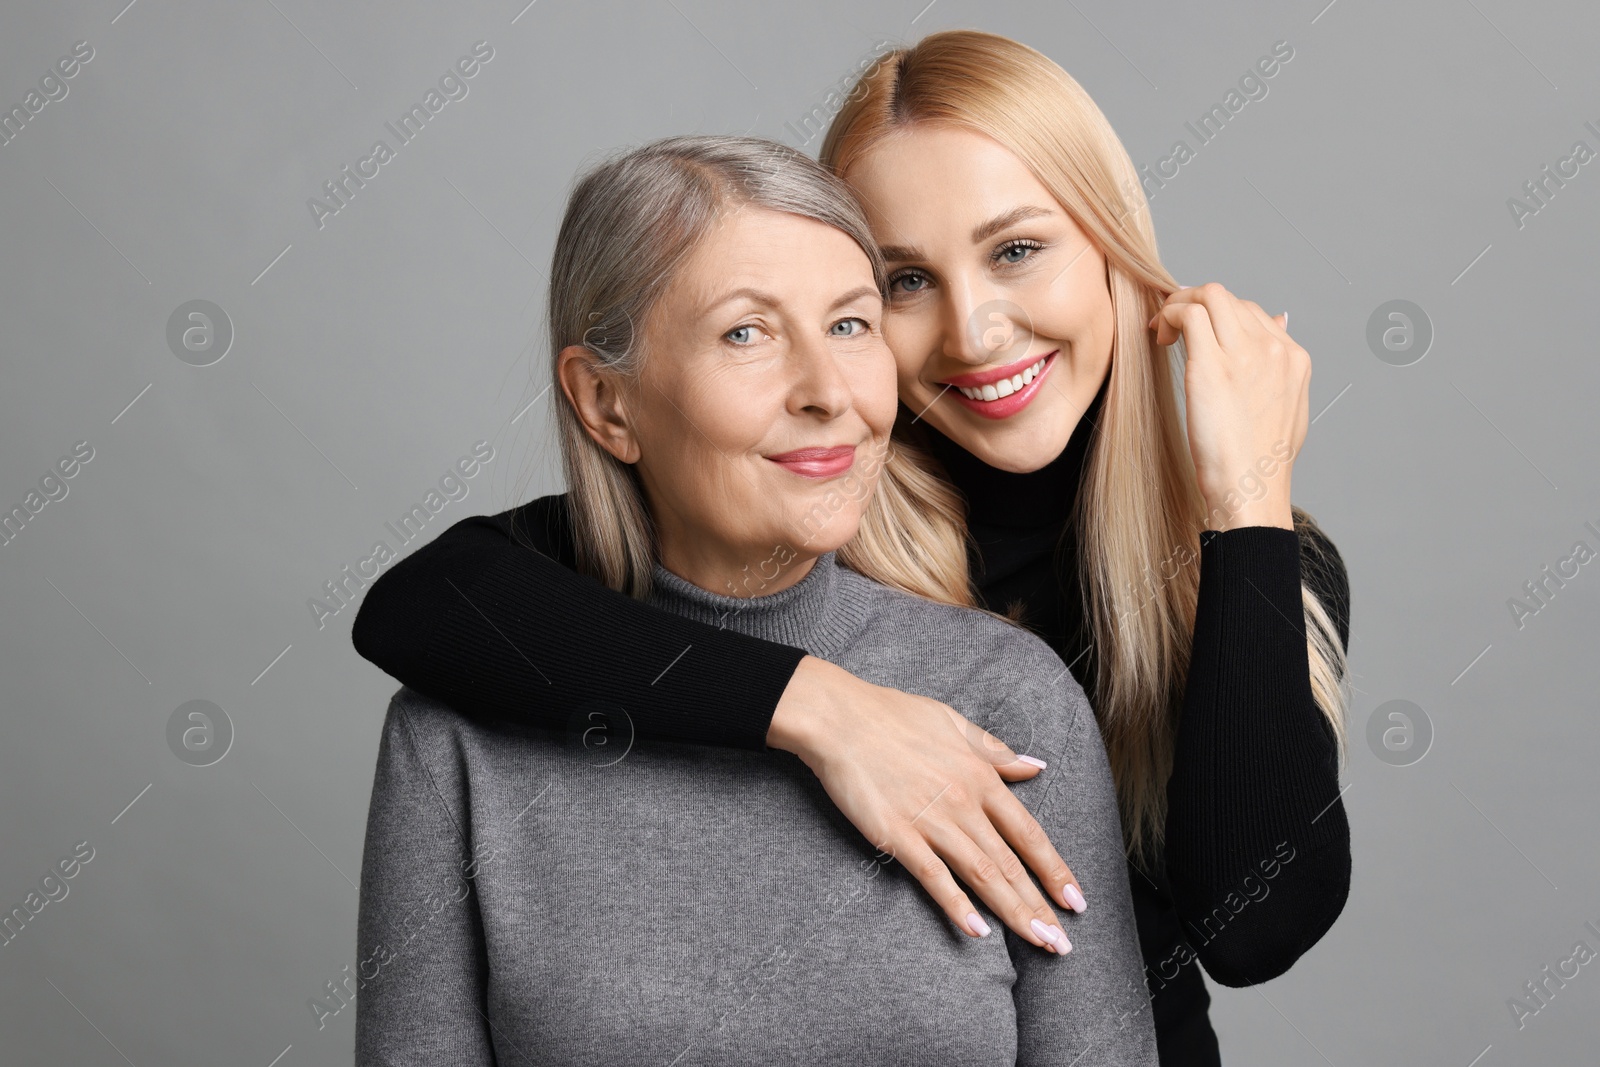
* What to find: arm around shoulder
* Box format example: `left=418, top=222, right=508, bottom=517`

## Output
left=349, top=498, right=806, bottom=749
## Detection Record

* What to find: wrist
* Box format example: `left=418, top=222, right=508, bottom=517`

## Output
left=1206, top=496, right=1294, bottom=532
left=766, top=654, right=849, bottom=762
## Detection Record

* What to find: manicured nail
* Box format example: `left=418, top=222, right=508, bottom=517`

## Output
left=1146, top=314, right=1157, bottom=329
left=1282, top=311, right=1289, bottom=328
left=1017, top=754, right=1048, bottom=769
left=967, top=912, right=992, bottom=937
left=1062, top=884, right=1087, bottom=913
left=1031, top=918, right=1070, bottom=953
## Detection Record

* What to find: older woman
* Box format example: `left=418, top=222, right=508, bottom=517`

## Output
left=354, top=135, right=1157, bottom=1065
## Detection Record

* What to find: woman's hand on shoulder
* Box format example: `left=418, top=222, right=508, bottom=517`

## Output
left=767, top=655, right=1086, bottom=954
left=1151, top=281, right=1308, bottom=532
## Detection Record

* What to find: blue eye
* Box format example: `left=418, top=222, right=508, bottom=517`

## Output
left=726, top=325, right=756, bottom=344
left=995, top=240, right=1042, bottom=265
left=889, top=271, right=929, bottom=295
left=830, top=318, right=867, bottom=336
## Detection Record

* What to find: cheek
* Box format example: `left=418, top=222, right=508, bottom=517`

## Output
left=643, top=366, right=726, bottom=443
left=857, top=354, right=901, bottom=432
left=637, top=370, right=771, bottom=479
left=886, top=314, right=939, bottom=392
left=1033, top=256, right=1113, bottom=344
left=629, top=381, right=719, bottom=490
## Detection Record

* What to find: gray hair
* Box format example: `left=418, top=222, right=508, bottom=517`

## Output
left=547, top=135, right=889, bottom=596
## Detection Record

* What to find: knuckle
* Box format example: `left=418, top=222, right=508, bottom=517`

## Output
left=940, top=782, right=973, bottom=809
left=913, top=855, right=948, bottom=883
left=994, top=850, right=1027, bottom=882
left=967, top=855, right=1003, bottom=885
left=1009, top=814, right=1047, bottom=851
left=1200, top=281, right=1227, bottom=299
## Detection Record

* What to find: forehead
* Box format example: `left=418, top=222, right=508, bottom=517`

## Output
left=670, top=204, right=876, bottom=307
left=844, top=125, right=1058, bottom=234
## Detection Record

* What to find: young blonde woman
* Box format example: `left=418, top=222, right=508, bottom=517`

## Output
left=351, top=31, right=1350, bottom=1066
left=356, top=134, right=1157, bottom=1065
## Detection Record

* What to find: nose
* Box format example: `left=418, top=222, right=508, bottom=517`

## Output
left=787, top=332, right=854, bottom=420
left=940, top=277, right=1022, bottom=367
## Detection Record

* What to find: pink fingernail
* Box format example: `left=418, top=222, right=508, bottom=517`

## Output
left=1031, top=918, right=1070, bottom=953
left=1063, top=884, right=1087, bottom=913
left=1017, top=755, right=1047, bottom=769
left=967, top=912, right=992, bottom=937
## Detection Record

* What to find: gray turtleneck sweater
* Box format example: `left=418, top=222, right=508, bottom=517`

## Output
left=354, top=552, right=1157, bottom=1065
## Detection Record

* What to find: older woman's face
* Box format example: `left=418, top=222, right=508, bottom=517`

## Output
left=625, top=205, right=896, bottom=596
left=843, top=124, right=1116, bottom=474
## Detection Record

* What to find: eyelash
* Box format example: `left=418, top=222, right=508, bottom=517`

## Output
left=887, top=270, right=929, bottom=296
left=887, top=238, right=1048, bottom=296
left=724, top=324, right=765, bottom=345
left=723, top=317, right=871, bottom=345
left=992, top=238, right=1044, bottom=266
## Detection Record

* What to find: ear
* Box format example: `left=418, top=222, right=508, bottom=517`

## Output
left=556, top=344, right=641, bottom=464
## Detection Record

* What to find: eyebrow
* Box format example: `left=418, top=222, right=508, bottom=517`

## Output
left=701, top=284, right=882, bottom=315
left=878, top=244, right=923, bottom=264
left=828, top=285, right=883, bottom=312
left=877, top=206, right=1057, bottom=264
left=971, top=205, right=1055, bottom=244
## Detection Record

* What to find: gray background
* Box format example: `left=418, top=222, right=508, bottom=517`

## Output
left=1, top=0, right=1595, bottom=1064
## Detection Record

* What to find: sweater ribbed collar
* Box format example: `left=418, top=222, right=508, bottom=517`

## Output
left=645, top=551, right=875, bottom=660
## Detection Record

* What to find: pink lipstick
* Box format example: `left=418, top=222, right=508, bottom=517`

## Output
left=766, top=445, right=857, bottom=479
left=941, top=350, right=1058, bottom=420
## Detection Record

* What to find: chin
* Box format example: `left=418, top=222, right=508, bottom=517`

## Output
left=784, top=513, right=863, bottom=558
left=768, top=476, right=872, bottom=545
left=930, top=411, right=1074, bottom=474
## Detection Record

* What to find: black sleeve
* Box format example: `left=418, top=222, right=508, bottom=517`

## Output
left=350, top=494, right=808, bottom=751
left=1161, top=522, right=1352, bottom=987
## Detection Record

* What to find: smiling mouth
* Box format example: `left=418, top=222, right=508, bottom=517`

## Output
left=765, top=445, right=857, bottom=479
left=938, top=350, right=1059, bottom=419
left=950, top=354, right=1050, bottom=401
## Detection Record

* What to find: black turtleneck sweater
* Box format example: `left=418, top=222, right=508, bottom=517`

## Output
left=918, top=378, right=1351, bottom=1063
left=350, top=381, right=1351, bottom=1067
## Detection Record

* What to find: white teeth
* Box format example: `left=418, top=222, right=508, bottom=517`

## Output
left=954, top=357, right=1047, bottom=402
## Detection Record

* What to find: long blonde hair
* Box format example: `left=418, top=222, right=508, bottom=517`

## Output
left=546, top=134, right=974, bottom=607
left=821, top=30, right=1350, bottom=861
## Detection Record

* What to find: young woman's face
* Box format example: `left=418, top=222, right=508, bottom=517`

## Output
left=627, top=205, right=896, bottom=595
left=844, top=125, right=1116, bottom=473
